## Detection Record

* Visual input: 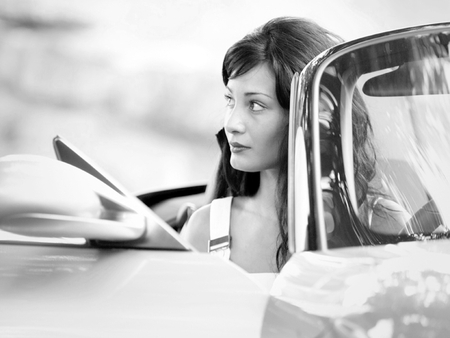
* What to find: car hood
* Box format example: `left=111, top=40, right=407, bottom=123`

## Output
left=0, top=244, right=269, bottom=337
left=263, top=240, right=450, bottom=337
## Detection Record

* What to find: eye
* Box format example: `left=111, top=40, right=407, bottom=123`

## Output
left=249, top=101, right=265, bottom=112
left=224, top=94, right=235, bottom=108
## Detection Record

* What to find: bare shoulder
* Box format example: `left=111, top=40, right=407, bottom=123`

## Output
left=180, top=203, right=211, bottom=252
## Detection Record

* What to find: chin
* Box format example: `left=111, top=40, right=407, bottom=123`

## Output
left=230, top=159, right=258, bottom=173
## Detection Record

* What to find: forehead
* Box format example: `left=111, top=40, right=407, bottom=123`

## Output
left=227, top=63, right=276, bottom=95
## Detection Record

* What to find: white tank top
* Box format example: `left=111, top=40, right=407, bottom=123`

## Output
left=208, top=197, right=233, bottom=259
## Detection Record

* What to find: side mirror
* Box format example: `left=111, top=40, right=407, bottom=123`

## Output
left=0, top=155, right=145, bottom=242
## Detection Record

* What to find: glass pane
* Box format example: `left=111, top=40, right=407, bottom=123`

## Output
left=360, top=60, right=450, bottom=236
left=319, top=29, right=450, bottom=248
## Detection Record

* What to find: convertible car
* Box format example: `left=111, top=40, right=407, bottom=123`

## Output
left=1, top=22, right=450, bottom=337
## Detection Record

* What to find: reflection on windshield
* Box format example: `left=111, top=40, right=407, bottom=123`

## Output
left=362, top=59, right=450, bottom=237
left=319, top=30, right=450, bottom=248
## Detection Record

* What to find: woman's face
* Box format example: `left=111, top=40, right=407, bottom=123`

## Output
left=224, top=63, right=288, bottom=173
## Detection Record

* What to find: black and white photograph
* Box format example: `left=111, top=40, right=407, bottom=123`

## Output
left=1, top=1, right=450, bottom=337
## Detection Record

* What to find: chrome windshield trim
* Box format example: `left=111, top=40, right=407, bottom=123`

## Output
left=288, top=72, right=300, bottom=253
left=301, top=22, right=450, bottom=252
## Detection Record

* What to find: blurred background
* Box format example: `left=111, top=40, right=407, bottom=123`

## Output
left=0, top=0, right=448, bottom=194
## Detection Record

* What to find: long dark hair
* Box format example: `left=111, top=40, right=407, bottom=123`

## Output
left=214, top=17, right=343, bottom=270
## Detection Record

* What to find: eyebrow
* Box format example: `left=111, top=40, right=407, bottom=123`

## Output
left=225, top=86, right=274, bottom=99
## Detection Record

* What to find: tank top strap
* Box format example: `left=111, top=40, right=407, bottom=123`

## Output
left=208, top=196, right=232, bottom=259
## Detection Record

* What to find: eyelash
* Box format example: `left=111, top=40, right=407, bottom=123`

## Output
left=224, top=95, right=234, bottom=107
left=249, top=101, right=264, bottom=111
left=224, top=95, right=265, bottom=112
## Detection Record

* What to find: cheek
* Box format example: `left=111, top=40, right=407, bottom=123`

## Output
left=265, top=122, right=288, bottom=158
left=256, top=124, right=286, bottom=158
left=266, top=120, right=287, bottom=145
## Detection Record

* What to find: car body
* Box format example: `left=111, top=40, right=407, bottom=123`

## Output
left=1, top=22, right=450, bottom=337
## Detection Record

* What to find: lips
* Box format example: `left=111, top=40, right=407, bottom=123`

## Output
left=229, top=142, right=250, bottom=153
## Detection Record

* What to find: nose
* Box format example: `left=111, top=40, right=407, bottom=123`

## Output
left=224, top=105, right=245, bottom=134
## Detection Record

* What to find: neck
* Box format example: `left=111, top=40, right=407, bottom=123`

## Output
left=253, top=169, right=279, bottom=216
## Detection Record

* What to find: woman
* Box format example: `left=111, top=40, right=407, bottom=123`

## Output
left=181, top=17, right=343, bottom=274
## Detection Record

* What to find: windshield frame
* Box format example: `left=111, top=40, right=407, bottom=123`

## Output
left=289, top=22, right=450, bottom=253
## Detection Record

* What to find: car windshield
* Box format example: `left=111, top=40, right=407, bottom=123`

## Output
left=317, top=28, right=450, bottom=248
